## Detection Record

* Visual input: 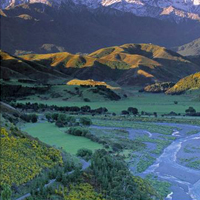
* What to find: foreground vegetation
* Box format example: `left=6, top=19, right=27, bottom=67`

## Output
left=0, top=127, right=63, bottom=187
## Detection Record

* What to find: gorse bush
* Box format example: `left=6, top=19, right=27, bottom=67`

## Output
left=0, top=128, right=63, bottom=186
left=54, top=183, right=106, bottom=200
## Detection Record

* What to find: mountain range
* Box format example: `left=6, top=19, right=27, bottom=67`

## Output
left=1, top=43, right=200, bottom=86
left=1, top=0, right=200, bottom=22
left=1, top=1, right=200, bottom=55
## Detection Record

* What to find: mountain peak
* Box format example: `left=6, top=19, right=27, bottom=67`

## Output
left=1, top=0, right=200, bottom=22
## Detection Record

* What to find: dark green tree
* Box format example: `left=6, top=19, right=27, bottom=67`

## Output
left=1, top=184, right=12, bottom=200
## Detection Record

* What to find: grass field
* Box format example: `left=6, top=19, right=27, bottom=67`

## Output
left=17, top=85, right=200, bottom=115
left=22, top=122, right=102, bottom=154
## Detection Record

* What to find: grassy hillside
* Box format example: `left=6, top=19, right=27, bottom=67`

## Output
left=19, top=43, right=200, bottom=86
left=0, top=50, right=67, bottom=83
left=166, top=72, right=200, bottom=94
left=67, top=79, right=120, bottom=90
left=142, top=82, right=175, bottom=93
left=174, top=38, right=200, bottom=56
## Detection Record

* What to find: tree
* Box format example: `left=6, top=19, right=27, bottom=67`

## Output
left=1, top=184, right=12, bottom=200
left=128, top=107, right=138, bottom=115
left=68, top=127, right=89, bottom=136
left=121, top=110, right=129, bottom=115
left=58, top=114, right=67, bottom=123
left=66, top=116, right=76, bottom=125
left=52, top=113, right=59, bottom=121
left=185, top=107, right=196, bottom=114
left=76, top=148, right=93, bottom=160
left=45, top=113, right=52, bottom=121
left=81, top=105, right=91, bottom=112
left=80, top=117, right=92, bottom=126
left=31, top=114, right=38, bottom=123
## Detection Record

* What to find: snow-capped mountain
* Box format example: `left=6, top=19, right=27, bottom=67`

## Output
left=1, top=0, right=200, bottom=22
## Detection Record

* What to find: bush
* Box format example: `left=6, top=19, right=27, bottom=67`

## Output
left=45, top=113, right=52, bottom=121
left=80, top=117, right=92, bottom=126
left=57, top=114, right=67, bottom=123
left=66, top=116, right=76, bottom=125
left=20, top=114, right=31, bottom=122
left=55, top=121, right=64, bottom=128
left=30, top=114, right=38, bottom=123
left=112, top=143, right=123, bottom=152
left=121, top=110, right=129, bottom=115
left=81, top=106, right=91, bottom=112
left=76, top=148, right=93, bottom=161
left=67, top=127, right=89, bottom=137
left=1, top=184, right=12, bottom=200
left=52, top=113, right=59, bottom=121
left=185, top=107, right=196, bottom=114
left=128, top=107, right=138, bottom=115
left=84, top=98, right=91, bottom=102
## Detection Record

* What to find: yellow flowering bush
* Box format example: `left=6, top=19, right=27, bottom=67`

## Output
left=55, top=183, right=106, bottom=200
left=0, top=128, right=63, bottom=186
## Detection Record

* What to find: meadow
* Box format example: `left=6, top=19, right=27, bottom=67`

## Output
left=17, top=85, right=200, bottom=115
left=22, top=122, right=103, bottom=154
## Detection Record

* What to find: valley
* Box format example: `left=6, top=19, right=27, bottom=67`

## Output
left=0, top=41, right=200, bottom=200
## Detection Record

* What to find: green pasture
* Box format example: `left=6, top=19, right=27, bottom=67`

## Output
left=17, top=86, right=200, bottom=115
left=22, top=122, right=102, bottom=154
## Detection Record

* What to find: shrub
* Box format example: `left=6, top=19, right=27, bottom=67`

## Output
left=112, top=143, right=123, bottom=151
left=66, top=116, right=76, bottom=125
left=80, top=117, right=92, bottom=126
left=52, top=113, right=59, bottom=121
left=20, top=114, right=31, bottom=122
left=81, top=105, right=91, bottom=112
left=185, top=107, right=196, bottom=114
left=45, top=113, right=52, bottom=121
left=58, top=114, right=67, bottom=123
left=128, top=107, right=138, bottom=115
left=1, top=184, right=12, bottom=200
left=76, top=148, right=93, bottom=161
left=121, top=110, right=129, bottom=115
left=30, top=114, right=38, bottom=123
left=55, top=121, right=64, bottom=128
left=84, top=98, right=91, bottom=102
left=67, top=127, right=89, bottom=137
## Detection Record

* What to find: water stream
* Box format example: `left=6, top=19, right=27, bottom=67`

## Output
left=91, top=123, right=200, bottom=200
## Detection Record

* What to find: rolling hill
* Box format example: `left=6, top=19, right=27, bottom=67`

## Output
left=67, top=79, right=120, bottom=90
left=174, top=38, right=200, bottom=56
left=19, top=43, right=200, bottom=86
left=0, top=50, right=67, bottom=83
left=166, top=72, right=200, bottom=94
